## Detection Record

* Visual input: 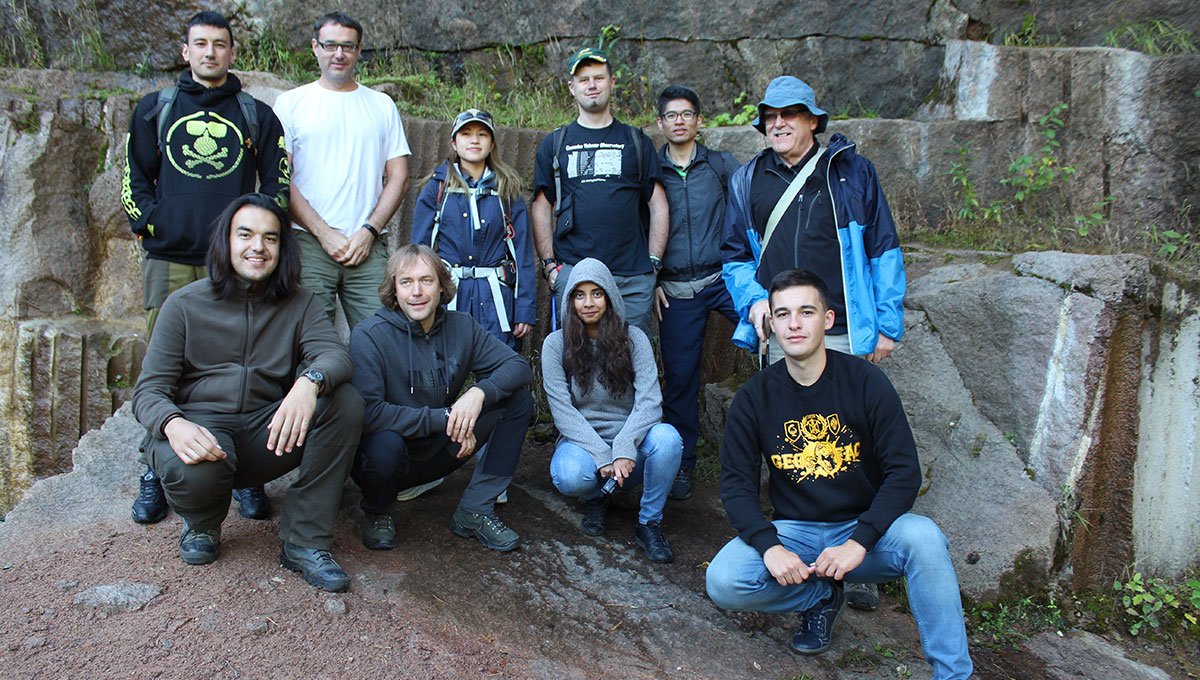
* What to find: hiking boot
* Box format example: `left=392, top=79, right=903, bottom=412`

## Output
left=580, top=495, right=610, bottom=537
left=178, top=524, right=221, bottom=565
left=233, top=486, right=271, bottom=520
left=790, top=582, right=846, bottom=655
left=396, top=477, right=444, bottom=502
left=635, top=521, right=674, bottom=563
left=131, top=466, right=168, bottom=524
left=361, top=512, right=397, bottom=550
left=450, top=509, right=521, bottom=552
left=280, top=542, right=349, bottom=592
left=668, top=466, right=693, bottom=501
left=846, top=582, right=879, bottom=611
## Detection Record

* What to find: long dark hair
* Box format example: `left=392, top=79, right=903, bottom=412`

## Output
left=562, top=285, right=635, bottom=398
left=206, top=193, right=301, bottom=303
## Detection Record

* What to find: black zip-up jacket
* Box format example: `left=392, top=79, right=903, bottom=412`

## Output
left=657, top=143, right=739, bottom=283
left=122, top=71, right=289, bottom=265
left=349, top=305, right=533, bottom=438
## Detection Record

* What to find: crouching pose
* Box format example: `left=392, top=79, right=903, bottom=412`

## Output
left=349, top=244, right=533, bottom=552
left=131, top=193, right=363, bottom=592
left=705, top=269, right=971, bottom=679
left=542, top=258, right=683, bottom=563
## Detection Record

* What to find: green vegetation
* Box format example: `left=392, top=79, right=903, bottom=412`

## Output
left=915, top=103, right=1200, bottom=271
left=237, top=25, right=319, bottom=85
left=1114, top=572, right=1200, bottom=637
left=1002, top=14, right=1060, bottom=48
left=1105, top=20, right=1197, bottom=55
left=704, top=91, right=757, bottom=127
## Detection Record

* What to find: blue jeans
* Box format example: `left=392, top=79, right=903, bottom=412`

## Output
left=658, top=279, right=738, bottom=468
left=549, top=423, right=682, bottom=524
left=706, top=514, right=972, bottom=680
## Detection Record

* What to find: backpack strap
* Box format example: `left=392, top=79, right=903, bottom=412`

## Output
left=235, top=91, right=259, bottom=153
left=550, top=126, right=567, bottom=217
left=430, top=178, right=449, bottom=252
left=146, top=86, right=179, bottom=153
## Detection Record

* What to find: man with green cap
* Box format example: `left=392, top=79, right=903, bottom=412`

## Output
left=531, top=47, right=668, bottom=337
left=719, top=75, right=908, bottom=611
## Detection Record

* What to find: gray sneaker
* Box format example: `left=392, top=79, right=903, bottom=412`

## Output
left=450, top=508, right=520, bottom=551
left=361, top=512, right=397, bottom=550
left=846, top=582, right=879, bottom=611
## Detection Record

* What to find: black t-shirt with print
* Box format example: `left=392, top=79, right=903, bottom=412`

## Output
left=533, top=120, right=662, bottom=275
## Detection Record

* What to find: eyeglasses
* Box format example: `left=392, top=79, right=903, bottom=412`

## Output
left=659, top=110, right=696, bottom=123
left=762, top=108, right=809, bottom=127
left=316, top=41, right=359, bottom=54
left=456, top=109, right=493, bottom=124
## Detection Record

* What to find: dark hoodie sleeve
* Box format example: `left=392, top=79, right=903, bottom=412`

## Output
left=466, top=318, right=533, bottom=401
left=718, top=373, right=780, bottom=555
left=350, top=322, right=449, bottom=438
left=848, top=365, right=920, bottom=550
left=254, top=102, right=290, bottom=210
left=122, top=92, right=163, bottom=237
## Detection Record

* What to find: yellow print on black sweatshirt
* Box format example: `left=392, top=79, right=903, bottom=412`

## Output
left=770, top=413, right=860, bottom=482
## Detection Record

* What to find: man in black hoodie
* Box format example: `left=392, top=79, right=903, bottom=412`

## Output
left=349, top=245, right=533, bottom=553
left=123, top=11, right=290, bottom=527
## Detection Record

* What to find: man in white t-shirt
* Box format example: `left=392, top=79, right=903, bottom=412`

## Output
left=273, top=12, right=411, bottom=330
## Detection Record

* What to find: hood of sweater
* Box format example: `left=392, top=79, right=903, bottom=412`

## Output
left=559, top=257, right=625, bottom=324
left=177, top=70, right=244, bottom=107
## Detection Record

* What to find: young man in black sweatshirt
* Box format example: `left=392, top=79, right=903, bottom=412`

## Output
left=705, top=269, right=972, bottom=680
left=123, top=11, right=290, bottom=526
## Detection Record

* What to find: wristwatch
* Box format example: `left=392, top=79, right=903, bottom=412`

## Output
left=361, top=223, right=380, bottom=239
left=649, top=255, right=663, bottom=273
left=541, top=258, right=560, bottom=279
left=300, top=369, right=325, bottom=394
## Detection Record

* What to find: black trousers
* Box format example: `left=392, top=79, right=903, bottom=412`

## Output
left=147, top=384, right=364, bottom=549
left=353, top=388, right=533, bottom=515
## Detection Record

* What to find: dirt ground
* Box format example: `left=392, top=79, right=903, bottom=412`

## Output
left=0, top=433, right=1179, bottom=680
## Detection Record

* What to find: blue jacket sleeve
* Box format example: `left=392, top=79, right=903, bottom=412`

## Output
left=858, top=159, right=905, bottom=342
left=508, top=197, right=536, bottom=326
left=410, top=180, right=440, bottom=247
left=720, top=163, right=767, bottom=350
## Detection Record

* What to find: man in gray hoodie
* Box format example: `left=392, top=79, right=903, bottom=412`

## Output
left=349, top=244, right=534, bottom=552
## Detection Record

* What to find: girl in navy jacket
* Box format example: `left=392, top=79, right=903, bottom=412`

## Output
left=411, top=109, right=535, bottom=349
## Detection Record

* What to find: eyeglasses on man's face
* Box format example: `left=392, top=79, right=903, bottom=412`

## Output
left=659, top=110, right=696, bottom=123
left=316, top=41, right=359, bottom=54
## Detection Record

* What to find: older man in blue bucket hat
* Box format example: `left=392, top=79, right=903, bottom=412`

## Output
left=717, top=76, right=909, bottom=612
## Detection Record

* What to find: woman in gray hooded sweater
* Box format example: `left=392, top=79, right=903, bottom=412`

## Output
left=542, top=258, right=683, bottom=563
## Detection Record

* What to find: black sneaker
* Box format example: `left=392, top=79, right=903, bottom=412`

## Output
left=668, top=466, right=693, bottom=501
left=233, top=486, right=271, bottom=520
left=131, top=466, right=168, bottom=524
left=580, top=495, right=610, bottom=536
left=846, top=582, right=879, bottom=611
left=790, top=582, right=846, bottom=655
left=178, top=524, right=220, bottom=565
left=361, top=512, right=397, bottom=550
left=280, top=542, right=349, bottom=592
left=450, top=509, right=521, bottom=552
left=635, top=521, right=674, bottom=563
